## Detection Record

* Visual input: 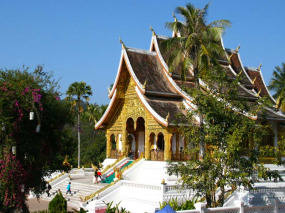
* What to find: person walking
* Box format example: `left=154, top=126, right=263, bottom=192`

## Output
left=94, top=168, right=99, bottom=184
left=46, top=183, right=52, bottom=197
left=66, top=182, right=71, bottom=195
left=97, top=169, right=102, bottom=182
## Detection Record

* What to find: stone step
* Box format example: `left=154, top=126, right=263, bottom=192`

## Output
left=41, top=176, right=106, bottom=208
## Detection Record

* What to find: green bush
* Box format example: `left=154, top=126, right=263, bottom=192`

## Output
left=48, top=193, right=67, bottom=213
left=73, top=208, right=88, bottom=213
left=159, top=197, right=197, bottom=210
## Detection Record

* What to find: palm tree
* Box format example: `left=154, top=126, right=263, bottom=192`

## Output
left=84, top=103, right=100, bottom=126
left=66, top=81, right=92, bottom=168
left=268, top=63, right=285, bottom=112
left=84, top=104, right=108, bottom=127
left=163, top=3, right=231, bottom=158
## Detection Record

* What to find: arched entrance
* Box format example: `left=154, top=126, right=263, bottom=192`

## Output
left=110, top=134, right=117, bottom=158
left=136, top=117, right=145, bottom=158
left=157, top=132, right=165, bottom=161
left=150, top=133, right=157, bottom=161
left=124, top=117, right=145, bottom=159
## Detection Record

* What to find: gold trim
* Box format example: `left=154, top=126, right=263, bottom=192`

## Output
left=119, top=37, right=126, bottom=49
left=47, top=172, right=65, bottom=183
left=251, top=77, right=256, bottom=85
left=235, top=45, right=240, bottom=53
left=257, top=63, right=262, bottom=71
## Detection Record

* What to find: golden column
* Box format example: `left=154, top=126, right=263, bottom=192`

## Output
left=145, top=130, right=150, bottom=160
left=106, top=131, right=111, bottom=158
left=164, top=132, right=171, bottom=161
left=176, top=133, right=180, bottom=155
left=121, top=122, right=127, bottom=156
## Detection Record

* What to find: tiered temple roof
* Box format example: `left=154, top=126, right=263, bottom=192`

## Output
left=95, top=32, right=285, bottom=129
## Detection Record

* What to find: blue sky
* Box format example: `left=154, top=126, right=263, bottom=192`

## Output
left=1, top=0, right=285, bottom=105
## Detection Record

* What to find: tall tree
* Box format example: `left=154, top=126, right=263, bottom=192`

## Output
left=0, top=66, right=74, bottom=210
left=66, top=81, right=92, bottom=168
left=167, top=63, right=270, bottom=207
left=268, top=62, right=285, bottom=112
left=83, top=103, right=100, bottom=127
left=162, top=3, right=231, bottom=159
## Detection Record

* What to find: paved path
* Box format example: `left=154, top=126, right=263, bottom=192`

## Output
left=27, top=198, right=75, bottom=212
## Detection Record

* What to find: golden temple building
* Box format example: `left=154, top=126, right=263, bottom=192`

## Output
left=95, top=31, right=285, bottom=162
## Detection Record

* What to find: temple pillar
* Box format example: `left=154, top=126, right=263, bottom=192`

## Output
left=164, top=132, right=171, bottom=161
left=122, top=122, right=127, bottom=156
left=272, top=121, right=278, bottom=148
left=145, top=131, right=150, bottom=160
left=135, top=132, right=139, bottom=158
left=176, top=133, right=180, bottom=155
left=106, top=132, right=111, bottom=158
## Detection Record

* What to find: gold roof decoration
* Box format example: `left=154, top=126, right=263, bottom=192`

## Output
left=172, top=12, right=177, bottom=22
left=235, top=44, right=240, bottom=53
left=237, top=69, right=243, bottom=77
left=91, top=163, right=98, bottom=170
left=227, top=53, right=233, bottom=63
left=257, top=63, right=262, bottom=71
left=119, top=37, right=126, bottom=49
left=142, top=80, right=147, bottom=89
left=150, top=25, right=156, bottom=36
left=62, top=155, right=71, bottom=168
left=165, top=112, right=170, bottom=122
left=251, top=77, right=257, bottom=85
left=256, top=89, right=262, bottom=97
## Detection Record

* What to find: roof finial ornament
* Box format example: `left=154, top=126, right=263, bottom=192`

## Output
left=256, top=89, right=262, bottom=97
left=165, top=112, right=170, bottom=122
left=119, top=37, right=126, bottom=49
left=108, top=87, right=111, bottom=95
left=142, top=80, right=147, bottom=89
left=257, top=63, right=262, bottom=71
left=236, top=44, right=240, bottom=53
left=150, top=25, right=156, bottom=36
left=172, top=13, right=177, bottom=22
left=237, top=69, right=243, bottom=77
left=251, top=77, right=257, bottom=85
left=228, top=53, right=233, bottom=63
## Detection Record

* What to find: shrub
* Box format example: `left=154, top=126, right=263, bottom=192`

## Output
left=48, top=193, right=67, bottom=213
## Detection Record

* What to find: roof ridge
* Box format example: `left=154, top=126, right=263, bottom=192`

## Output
left=126, top=47, right=157, bottom=56
left=244, top=66, right=259, bottom=72
left=156, top=35, right=169, bottom=39
left=225, top=48, right=238, bottom=54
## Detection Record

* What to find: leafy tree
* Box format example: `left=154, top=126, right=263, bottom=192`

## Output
left=66, top=81, right=92, bottom=168
left=48, top=192, right=67, bottom=213
left=83, top=103, right=107, bottom=127
left=0, top=66, right=75, bottom=209
left=268, top=62, right=285, bottom=111
left=167, top=58, right=271, bottom=207
left=0, top=149, right=27, bottom=212
left=162, top=3, right=231, bottom=159
left=80, top=104, right=107, bottom=167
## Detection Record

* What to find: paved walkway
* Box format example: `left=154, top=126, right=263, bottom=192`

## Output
left=27, top=198, right=75, bottom=212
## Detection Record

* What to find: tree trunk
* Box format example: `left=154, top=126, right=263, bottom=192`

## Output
left=220, top=184, right=225, bottom=206
left=193, top=53, right=205, bottom=160
left=78, top=112, right=80, bottom=168
left=206, top=191, right=212, bottom=207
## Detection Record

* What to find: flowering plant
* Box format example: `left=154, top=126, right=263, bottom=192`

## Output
left=0, top=149, right=27, bottom=212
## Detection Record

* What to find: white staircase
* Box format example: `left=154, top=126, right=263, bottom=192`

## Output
left=85, top=160, right=180, bottom=213
left=41, top=173, right=106, bottom=208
